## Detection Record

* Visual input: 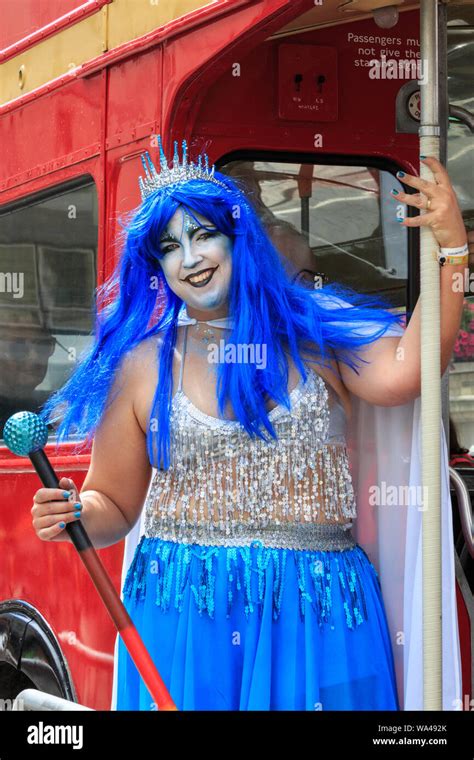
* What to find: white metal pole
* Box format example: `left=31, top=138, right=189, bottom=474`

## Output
left=419, top=0, right=442, bottom=710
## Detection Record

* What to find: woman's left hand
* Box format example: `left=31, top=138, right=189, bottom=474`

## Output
left=391, top=156, right=468, bottom=248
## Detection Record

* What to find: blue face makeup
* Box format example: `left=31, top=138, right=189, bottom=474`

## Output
left=158, top=207, right=233, bottom=315
left=159, top=221, right=218, bottom=256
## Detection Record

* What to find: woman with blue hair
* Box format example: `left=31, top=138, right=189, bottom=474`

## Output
left=31, top=137, right=467, bottom=710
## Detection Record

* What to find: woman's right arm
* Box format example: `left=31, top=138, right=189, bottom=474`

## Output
left=31, top=347, right=153, bottom=548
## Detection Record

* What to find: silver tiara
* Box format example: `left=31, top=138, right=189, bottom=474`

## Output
left=138, top=135, right=230, bottom=201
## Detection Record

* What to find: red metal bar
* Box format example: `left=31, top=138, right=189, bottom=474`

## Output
left=0, top=0, right=113, bottom=62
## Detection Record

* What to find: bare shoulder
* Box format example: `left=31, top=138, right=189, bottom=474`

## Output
left=117, top=334, right=161, bottom=433
left=124, top=333, right=163, bottom=371
left=119, top=331, right=184, bottom=435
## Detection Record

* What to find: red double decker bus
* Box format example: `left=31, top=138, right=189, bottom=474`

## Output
left=0, top=0, right=472, bottom=711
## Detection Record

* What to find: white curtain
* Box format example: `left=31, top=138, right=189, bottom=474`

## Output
left=348, top=389, right=462, bottom=709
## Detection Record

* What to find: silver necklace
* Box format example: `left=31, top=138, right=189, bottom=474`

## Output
left=177, top=306, right=234, bottom=348
left=190, top=322, right=217, bottom=347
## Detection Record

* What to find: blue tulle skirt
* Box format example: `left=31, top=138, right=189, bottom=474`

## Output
left=115, top=535, right=399, bottom=711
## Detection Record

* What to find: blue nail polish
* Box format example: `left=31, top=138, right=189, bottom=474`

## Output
left=420, top=155, right=426, bottom=159
left=74, top=503, right=82, bottom=510
left=62, top=491, right=70, bottom=498
left=59, top=522, right=65, bottom=529
left=74, top=511, right=81, bottom=519
left=396, top=218, right=404, bottom=223
left=391, top=189, right=399, bottom=195
left=397, top=171, right=405, bottom=178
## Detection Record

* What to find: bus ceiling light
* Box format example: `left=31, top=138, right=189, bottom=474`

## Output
left=3, top=411, right=49, bottom=457
left=373, top=5, right=400, bottom=29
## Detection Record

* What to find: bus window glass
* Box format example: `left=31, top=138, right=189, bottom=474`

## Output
left=0, top=181, right=97, bottom=439
left=221, top=160, right=407, bottom=308
left=447, top=5, right=474, bottom=464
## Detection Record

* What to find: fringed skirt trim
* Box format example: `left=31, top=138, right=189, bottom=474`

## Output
left=116, top=535, right=399, bottom=711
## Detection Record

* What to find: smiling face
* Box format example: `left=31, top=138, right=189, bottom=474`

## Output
left=158, top=206, right=233, bottom=318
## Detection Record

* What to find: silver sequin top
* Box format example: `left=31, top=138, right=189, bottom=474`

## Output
left=144, top=326, right=357, bottom=550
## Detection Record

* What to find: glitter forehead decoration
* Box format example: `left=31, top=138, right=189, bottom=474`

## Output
left=138, top=135, right=231, bottom=202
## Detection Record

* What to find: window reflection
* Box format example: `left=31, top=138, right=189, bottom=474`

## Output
left=447, top=10, right=474, bottom=462
left=221, top=160, right=407, bottom=307
left=0, top=181, right=97, bottom=439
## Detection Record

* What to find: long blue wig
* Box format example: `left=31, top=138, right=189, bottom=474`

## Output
left=40, top=169, right=405, bottom=469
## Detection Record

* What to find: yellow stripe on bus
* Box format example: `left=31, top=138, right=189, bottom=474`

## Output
left=0, top=0, right=215, bottom=107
